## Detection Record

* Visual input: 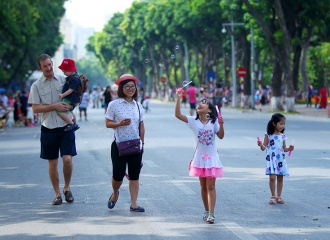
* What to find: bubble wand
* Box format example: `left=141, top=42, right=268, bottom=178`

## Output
left=288, top=139, right=295, bottom=156
left=257, top=137, right=262, bottom=145
left=215, top=105, right=221, bottom=118
left=176, top=80, right=192, bottom=94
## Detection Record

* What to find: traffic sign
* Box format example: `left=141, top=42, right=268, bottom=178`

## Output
left=237, top=67, right=247, bottom=77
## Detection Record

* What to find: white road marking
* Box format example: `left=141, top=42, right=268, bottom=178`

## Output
left=172, top=182, right=196, bottom=195
left=222, top=222, right=258, bottom=240
left=143, top=160, right=159, bottom=167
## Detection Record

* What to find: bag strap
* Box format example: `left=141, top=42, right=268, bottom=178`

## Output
left=135, top=100, right=141, bottom=137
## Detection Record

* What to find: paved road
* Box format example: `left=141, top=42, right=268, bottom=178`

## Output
left=0, top=100, right=329, bottom=240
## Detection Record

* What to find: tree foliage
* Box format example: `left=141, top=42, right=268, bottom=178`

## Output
left=2, top=0, right=330, bottom=111
left=0, top=0, right=65, bottom=91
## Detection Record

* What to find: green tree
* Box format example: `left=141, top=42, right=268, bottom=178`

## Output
left=76, top=55, right=110, bottom=89
left=0, top=0, right=65, bottom=91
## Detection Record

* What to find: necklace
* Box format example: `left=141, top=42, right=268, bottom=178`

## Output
left=200, top=118, right=209, bottom=125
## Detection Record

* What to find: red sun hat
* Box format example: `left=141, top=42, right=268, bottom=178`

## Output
left=58, top=58, right=77, bottom=71
left=115, top=74, right=140, bottom=85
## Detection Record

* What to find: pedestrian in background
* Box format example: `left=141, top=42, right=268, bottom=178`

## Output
left=307, top=85, right=314, bottom=107
left=91, top=86, right=97, bottom=108
left=314, top=92, right=320, bottom=108
left=319, top=86, right=327, bottom=109
left=257, top=113, right=294, bottom=205
left=186, top=82, right=197, bottom=116
left=0, top=100, right=10, bottom=127
left=28, top=54, right=76, bottom=205
left=79, top=91, right=89, bottom=121
left=175, top=90, right=225, bottom=224
left=13, top=95, right=23, bottom=126
left=181, top=88, right=187, bottom=107
left=105, top=74, right=145, bottom=212
left=143, top=95, right=150, bottom=113
left=19, top=90, right=28, bottom=126
left=103, top=86, right=112, bottom=113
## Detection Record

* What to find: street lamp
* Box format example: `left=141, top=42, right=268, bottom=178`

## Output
left=222, top=21, right=244, bottom=108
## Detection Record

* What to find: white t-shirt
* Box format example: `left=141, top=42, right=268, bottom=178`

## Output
left=186, top=116, right=223, bottom=169
left=105, top=98, right=144, bottom=143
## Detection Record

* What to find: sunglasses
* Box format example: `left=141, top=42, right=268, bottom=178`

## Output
left=200, top=99, right=209, bottom=104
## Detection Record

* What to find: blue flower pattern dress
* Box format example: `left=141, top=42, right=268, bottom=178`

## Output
left=265, top=133, right=289, bottom=176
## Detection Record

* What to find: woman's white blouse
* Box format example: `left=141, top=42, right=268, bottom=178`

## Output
left=105, top=98, right=144, bottom=142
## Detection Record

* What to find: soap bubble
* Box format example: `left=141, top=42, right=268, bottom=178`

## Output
left=182, top=80, right=192, bottom=88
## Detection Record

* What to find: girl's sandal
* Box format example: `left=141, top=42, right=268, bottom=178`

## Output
left=276, top=197, right=285, bottom=204
left=207, top=213, right=215, bottom=224
left=203, top=211, right=209, bottom=221
left=269, top=196, right=277, bottom=205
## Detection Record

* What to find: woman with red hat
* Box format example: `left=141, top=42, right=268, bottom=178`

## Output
left=105, top=74, right=146, bottom=212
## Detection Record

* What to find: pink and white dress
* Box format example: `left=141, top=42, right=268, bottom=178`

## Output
left=186, top=116, right=224, bottom=178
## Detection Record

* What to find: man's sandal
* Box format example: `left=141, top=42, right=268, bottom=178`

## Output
left=269, top=196, right=277, bottom=205
left=276, top=197, right=285, bottom=204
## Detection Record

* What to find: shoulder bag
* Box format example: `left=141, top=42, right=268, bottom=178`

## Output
left=116, top=101, right=141, bottom=157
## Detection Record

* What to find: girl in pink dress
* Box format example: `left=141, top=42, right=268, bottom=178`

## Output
left=175, top=91, right=225, bottom=224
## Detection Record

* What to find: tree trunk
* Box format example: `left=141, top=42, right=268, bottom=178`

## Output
left=179, top=44, right=186, bottom=84
left=242, top=30, right=251, bottom=108
left=271, top=96, right=284, bottom=111
left=274, top=0, right=295, bottom=112
left=242, top=0, right=296, bottom=112
left=300, top=29, right=312, bottom=99
left=148, top=43, right=160, bottom=98
left=271, top=60, right=284, bottom=111
left=292, top=44, right=301, bottom=91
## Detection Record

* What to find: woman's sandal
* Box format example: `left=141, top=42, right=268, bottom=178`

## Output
left=107, top=191, right=119, bottom=209
left=276, top=197, right=285, bottom=204
left=203, top=211, right=209, bottom=221
left=206, top=213, right=215, bottom=224
left=269, top=196, right=277, bottom=205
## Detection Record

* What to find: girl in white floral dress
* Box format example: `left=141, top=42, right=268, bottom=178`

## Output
left=175, top=90, right=225, bottom=224
left=257, top=113, right=294, bottom=205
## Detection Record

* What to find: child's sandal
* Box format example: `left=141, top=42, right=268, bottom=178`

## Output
left=203, top=211, right=209, bottom=221
left=276, top=197, right=285, bottom=204
left=269, top=196, right=277, bottom=205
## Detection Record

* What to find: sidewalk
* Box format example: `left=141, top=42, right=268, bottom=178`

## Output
left=254, top=103, right=329, bottom=118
